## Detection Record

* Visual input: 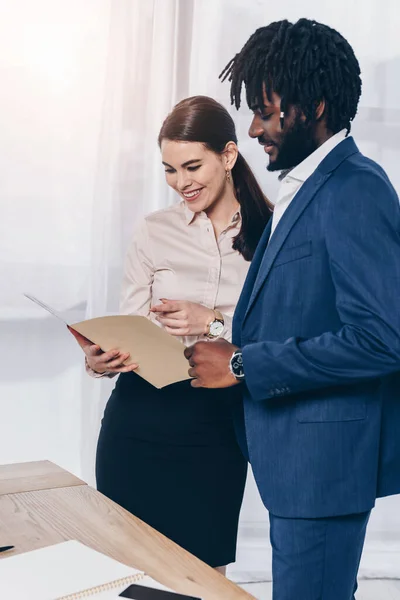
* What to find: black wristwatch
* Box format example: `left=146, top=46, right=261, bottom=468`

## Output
left=229, top=349, right=245, bottom=380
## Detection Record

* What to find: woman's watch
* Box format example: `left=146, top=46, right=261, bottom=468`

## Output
left=229, top=349, right=245, bottom=380
left=205, top=309, right=224, bottom=339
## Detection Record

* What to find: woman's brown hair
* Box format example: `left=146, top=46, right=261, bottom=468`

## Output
left=158, top=96, right=272, bottom=261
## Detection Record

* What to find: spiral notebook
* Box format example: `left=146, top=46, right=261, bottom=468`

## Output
left=0, top=540, right=150, bottom=599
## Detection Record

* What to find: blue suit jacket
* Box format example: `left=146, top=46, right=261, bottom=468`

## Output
left=232, top=138, right=400, bottom=518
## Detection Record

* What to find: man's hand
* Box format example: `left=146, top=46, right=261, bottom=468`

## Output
left=184, top=339, right=240, bottom=388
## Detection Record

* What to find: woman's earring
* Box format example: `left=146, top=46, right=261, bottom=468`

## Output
left=225, top=169, right=231, bottom=182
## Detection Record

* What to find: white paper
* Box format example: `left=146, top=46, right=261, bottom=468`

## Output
left=0, top=540, right=143, bottom=600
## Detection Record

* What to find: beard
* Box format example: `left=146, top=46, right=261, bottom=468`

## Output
left=267, top=115, right=318, bottom=172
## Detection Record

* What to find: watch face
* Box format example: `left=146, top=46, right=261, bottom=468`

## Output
left=209, top=320, right=224, bottom=337
left=231, top=351, right=244, bottom=378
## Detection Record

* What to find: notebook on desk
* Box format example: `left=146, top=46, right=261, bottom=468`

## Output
left=0, top=541, right=200, bottom=600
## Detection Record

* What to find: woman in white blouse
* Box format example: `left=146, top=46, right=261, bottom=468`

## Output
left=73, top=96, right=272, bottom=572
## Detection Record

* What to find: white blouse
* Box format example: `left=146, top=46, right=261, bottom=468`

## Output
left=120, top=200, right=250, bottom=346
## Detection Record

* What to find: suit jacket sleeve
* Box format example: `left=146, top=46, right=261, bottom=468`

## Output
left=242, top=169, right=400, bottom=401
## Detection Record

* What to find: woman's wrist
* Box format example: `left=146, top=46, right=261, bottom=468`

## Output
left=85, top=356, right=105, bottom=374
left=204, top=309, right=225, bottom=338
left=204, top=308, right=216, bottom=334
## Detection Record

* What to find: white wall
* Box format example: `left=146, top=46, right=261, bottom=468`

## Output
left=0, top=0, right=111, bottom=474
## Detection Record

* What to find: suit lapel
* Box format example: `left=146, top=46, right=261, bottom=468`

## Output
left=235, top=137, right=361, bottom=333
left=243, top=170, right=330, bottom=322
left=241, top=137, right=360, bottom=323
left=232, top=220, right=272, bottom=343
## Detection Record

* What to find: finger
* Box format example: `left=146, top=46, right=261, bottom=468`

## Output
left=157, top=300, right=182, bottom=313
left=164, top=326, right=190, bottom=337
left=150, top=305, right=167, bottom=313
left=158, top=318, right=186, bottom=328
left=120, top=362, right=139, bottom=371
left=184, top=345, right=194, bottom=359
left=97, top=353, right=130, bottom=369
left=189, top=358, right=195, bottom=367
left=151, top=304, right=181, bottom=314
left=90, top=351, right=123, bottom=367
left=108, top=362, right=139, bottom=373
left=188, top=367, right=198, bottom=378
left=190, top=378, right=202, bottom=388
left=81, top=344, right=102, bottom=358
left=88, top=347, right=118, bottom=360
left=156, top=311, right=185, bottom=321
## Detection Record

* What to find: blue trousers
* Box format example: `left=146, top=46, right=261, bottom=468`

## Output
left=269, top=511, right=371, bottom=600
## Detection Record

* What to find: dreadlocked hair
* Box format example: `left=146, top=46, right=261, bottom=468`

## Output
left=220, top=18, right=362, bottom=134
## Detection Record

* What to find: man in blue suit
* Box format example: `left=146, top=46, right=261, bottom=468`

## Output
left=184, top=18, right=400, bottom=600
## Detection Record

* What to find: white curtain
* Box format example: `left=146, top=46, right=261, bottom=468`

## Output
left=1, top=0, right=399, bottom=581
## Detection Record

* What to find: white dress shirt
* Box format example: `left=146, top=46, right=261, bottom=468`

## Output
left=270, top=129, right=348, bottom=236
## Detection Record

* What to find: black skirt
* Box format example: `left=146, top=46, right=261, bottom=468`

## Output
left=95, top=372, right=247, bottom=567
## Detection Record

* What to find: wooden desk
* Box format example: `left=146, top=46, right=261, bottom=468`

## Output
left=0, top=461, right=255, bottom=600
left=0, top=460, right=85, bottom=495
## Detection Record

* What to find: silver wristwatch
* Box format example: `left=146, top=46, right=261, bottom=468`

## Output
left=229, top=349, right=245, bottom=380
left=205, top=310, right=224, bottom=339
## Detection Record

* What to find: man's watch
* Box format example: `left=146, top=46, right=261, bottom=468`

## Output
left=205, top=309, right=224, bottom=339
left=229, top=349, right=245, bottom=380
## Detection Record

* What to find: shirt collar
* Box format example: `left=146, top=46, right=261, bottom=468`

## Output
left=183, top=201, right=241, bottom=228
left=282, top=129, right=349, bottom=184
left=183, top=202, right=197, bottom=225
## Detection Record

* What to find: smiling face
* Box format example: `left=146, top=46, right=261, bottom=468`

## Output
left=248, top=89, right=318, bottom=172
left=161, top=140, right=234, bottom=214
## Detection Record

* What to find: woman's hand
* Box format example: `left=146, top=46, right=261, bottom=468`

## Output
left=150, top=299, right=215, bottom=337
left=68, top=327, right=139, bottom=374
